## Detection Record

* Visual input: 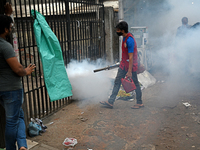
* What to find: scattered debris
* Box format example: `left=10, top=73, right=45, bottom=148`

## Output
left=78, top=116, right=88, bottom=122
left=138, top=70, right=156, bottom=88
left=81, top=118, right=88, bottom=122
left=63, top=138, right=78, bottom=147
left=197, top=120, right=200, bottom=124
left=160, top=128, right=166, bottom=132
left=181, top=126, right=189, bottom=130
left=191, top=115, right=200, bottom=123
left=127, top=98, right=134, bottom=102
left=186, top=133, right=197, bottom=138
left=141, top=85, right=145, bottom=90
left=81, top=112, right=84, bottom=114
left=28, top=118, right=47, bottom=137
left=117, top=90, right=131, bottom=97
left=116, top=89, right=135, bottom=101
left=141, top=144, right=156, bottom=150
left=157, top=80, right=165, bottom=83
left=49, top=122, right=54, bottom=125
left=183, top=102, right=191, bottom=107
left=99, top=111, right=102, bottom=114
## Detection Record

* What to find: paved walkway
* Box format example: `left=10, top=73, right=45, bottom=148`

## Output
left=29, top=143, right=59, bottom=150
left=27, top=139, right=59, bottom=150
left=0, top=139, right=57, bottom=150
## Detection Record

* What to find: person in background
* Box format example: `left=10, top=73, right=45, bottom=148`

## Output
left=0, top=14, right=36, bottom=150
left=4, top=2, right=13, bottom=44
left=4, top=2, right=13, bottom=17
left=100, top=21, right=143, bottom=109
left=176, top=17, right=191, bottom=37
left=171, top=17, right=191, bottom=72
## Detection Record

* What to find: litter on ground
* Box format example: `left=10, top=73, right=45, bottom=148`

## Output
left=183, top=102, right=191, bottom=107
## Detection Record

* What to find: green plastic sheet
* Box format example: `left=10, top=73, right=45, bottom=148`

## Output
left=31, top=10, right=72, bottom=102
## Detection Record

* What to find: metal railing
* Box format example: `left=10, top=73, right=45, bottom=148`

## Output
left=12, top=0, right=105, bottom=124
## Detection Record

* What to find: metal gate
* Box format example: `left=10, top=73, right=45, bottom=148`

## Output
left=12, top=0, right=105, bottom=124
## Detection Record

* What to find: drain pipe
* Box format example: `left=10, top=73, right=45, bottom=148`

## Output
left=118, top=0, right=124, bottom=61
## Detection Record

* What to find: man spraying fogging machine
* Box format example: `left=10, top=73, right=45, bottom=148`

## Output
left=96, top=21, right=145, bottom=109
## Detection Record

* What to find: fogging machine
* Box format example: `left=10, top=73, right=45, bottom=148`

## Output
left=93, top=62, right=120, bottom=73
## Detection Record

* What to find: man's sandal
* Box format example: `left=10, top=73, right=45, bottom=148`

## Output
left=131, top=104, right=144, bottom=109
left=100, top=101, right=113, bottom=109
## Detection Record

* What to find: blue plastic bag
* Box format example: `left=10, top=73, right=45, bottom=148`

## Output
left=28, top=122, right=42, bottom=137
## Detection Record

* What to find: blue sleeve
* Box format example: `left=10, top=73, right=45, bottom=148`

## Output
left=126, top=37, right=134, bottom=53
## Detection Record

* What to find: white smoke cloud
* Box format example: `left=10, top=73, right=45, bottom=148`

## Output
left=124, top=0, right=200, bottom=77
left=66, top=0, right=200, bottom=105
left=66, top=59, right=115, bottom=104
left=152, top=0, right=200, bottom=76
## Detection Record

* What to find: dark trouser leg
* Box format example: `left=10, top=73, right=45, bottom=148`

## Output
left=0, top=89, right=27, bottom=150
left=108, top=68, right=126, bottom=105
left=132, top=72, right=142, bottom=104
left=16, top=108, right=27, bottom=149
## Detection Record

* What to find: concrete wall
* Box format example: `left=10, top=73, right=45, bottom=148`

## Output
left=113, top=11, right=120, bottom=62
left=102, top=7, right=119, bottom=64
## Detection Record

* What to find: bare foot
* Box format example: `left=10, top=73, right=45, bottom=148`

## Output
left=19, top=147, right=27, bottom=150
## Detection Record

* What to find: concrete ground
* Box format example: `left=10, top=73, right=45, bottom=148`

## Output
left=29, top=143, right=59, bottom=150
left=26, top=70, right=200, bottom=150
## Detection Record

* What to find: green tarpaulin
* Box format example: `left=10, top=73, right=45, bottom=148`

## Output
left=31, top=10, right=72, bottom=101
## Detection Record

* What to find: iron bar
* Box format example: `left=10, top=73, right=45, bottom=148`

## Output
left=12, top=0, right=105, bottom=125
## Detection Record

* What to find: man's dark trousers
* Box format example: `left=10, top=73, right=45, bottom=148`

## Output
left=108, top=67, right=142, bottom=105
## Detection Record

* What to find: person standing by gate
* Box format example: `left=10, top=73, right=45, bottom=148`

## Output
left=100, top=21, right=143, bottom=109
left=0, top=15, right=36, bottom=150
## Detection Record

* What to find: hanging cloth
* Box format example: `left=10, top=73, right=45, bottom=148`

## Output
left=31, top=10, right=72, bottom=101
